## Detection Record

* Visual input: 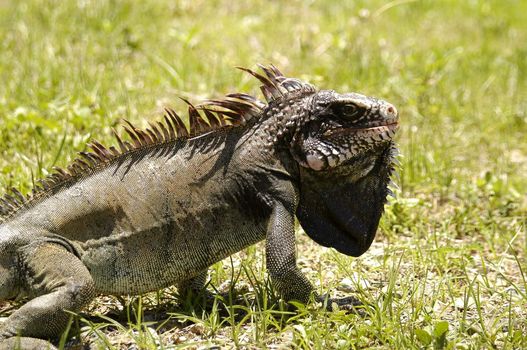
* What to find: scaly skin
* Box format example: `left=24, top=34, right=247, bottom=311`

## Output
left=0, top=65, right=399, bottom=348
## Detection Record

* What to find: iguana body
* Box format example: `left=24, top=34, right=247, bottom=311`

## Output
left=0, top=65, right=399, bottom=348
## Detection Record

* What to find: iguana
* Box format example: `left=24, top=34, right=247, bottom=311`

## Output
left=0, top=65, right=399, bottom=349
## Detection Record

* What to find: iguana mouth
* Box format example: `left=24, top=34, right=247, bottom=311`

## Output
left=323, top=122, right=399, bottom=137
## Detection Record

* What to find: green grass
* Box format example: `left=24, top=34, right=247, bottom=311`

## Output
left=0, top=0, right=526, bottom=349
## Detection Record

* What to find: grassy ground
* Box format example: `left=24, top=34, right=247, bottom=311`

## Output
left=0, top=0, right=526, bottom=349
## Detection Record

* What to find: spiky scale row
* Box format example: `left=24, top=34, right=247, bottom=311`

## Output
left=0, top=64, right=316, bottom=223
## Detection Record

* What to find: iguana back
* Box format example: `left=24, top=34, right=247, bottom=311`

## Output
left=3, top=119, right=281, bottom=293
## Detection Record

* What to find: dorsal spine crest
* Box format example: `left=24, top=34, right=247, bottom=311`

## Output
left=0, top=65, right=316, bottom=223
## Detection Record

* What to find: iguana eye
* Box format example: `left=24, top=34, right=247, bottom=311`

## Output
left=340, top=104, right=359, bottom=116
left=332, top=103, right=364, bottom=121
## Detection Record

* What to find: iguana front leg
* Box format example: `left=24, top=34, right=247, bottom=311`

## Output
left=266, top=201, right=362, bottom=310
left=266, top=201, right=315, bottom=303
left=0, top=243, right=95, bottom=349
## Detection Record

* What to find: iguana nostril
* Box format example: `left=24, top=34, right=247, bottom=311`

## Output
left=386, top=104, right=397, bottom=117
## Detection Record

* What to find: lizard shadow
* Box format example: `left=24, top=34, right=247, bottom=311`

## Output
left=81, top=285, right=284, bottom=328
left=79, top=285, right=367, bottom=335
left=2, top=289, right=367, bottom=349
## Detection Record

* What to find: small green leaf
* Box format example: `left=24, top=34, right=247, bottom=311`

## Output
left=415, top=329, right=432, bottom=345
left=433, top=321, right=449, bottom=337
left=433, top=321, right=449, bottom=349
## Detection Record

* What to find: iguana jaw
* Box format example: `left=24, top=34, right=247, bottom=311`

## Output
left=303, top=121, right=398, bottom=171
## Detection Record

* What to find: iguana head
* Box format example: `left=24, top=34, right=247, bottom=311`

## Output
left=244, top=66, right=399, bottom=257
left=288, top=89, right=399, bottom=257
left=290, top=90, right=398, bottom=171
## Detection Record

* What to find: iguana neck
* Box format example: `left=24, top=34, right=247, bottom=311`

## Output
left=244, top=95, right=312, bottom=154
